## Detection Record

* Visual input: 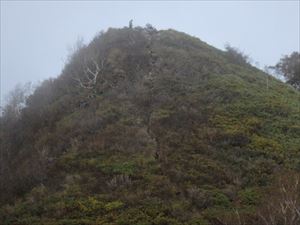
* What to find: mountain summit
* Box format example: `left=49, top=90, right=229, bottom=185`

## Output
left=1, top=26, right=299, bottom=225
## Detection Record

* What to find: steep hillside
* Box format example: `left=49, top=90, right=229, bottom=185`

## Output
left=1, top=26, right=299, bottom=225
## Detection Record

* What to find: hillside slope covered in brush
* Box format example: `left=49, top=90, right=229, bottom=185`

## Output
left=1, top=26, right=300, bottom=225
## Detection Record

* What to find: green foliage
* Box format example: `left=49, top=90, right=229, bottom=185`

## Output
left=151, top=109, right=174, bottom=120
left=104, top=201, right=124, bottom=211
left=99, top=161, right=136, bottom=175
left=249, top=135, right=282, bottom=153
left=188, top=218, right=210, bottom=225
left=152, top=214, right=181, bottom=225
left=212, top=192, right=231, bottom=208
left=238, top=188, right=261, bottom=206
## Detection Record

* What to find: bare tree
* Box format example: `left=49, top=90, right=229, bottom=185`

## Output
left=74, top=59, right=106, bottom=89
left=66, top=39, right=112, bottom=92
left=1, top=82, right=33, bottom=120
left=258, top=172, right=300, bottom=225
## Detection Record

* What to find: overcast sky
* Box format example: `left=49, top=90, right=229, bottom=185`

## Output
left=1, top=1, right=299, bottom=105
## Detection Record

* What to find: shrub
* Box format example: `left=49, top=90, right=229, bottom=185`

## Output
left=238, top=188, right=261, bottom=206
left=99, top=161, right=136, bottom=175
left=212, top=192, right=231, bottom=208
left=225, top=44, right=251, bottom=65
left=104, top=201, right=124, bottom=211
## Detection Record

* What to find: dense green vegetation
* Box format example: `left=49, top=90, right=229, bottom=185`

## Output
left=1, top=25, right=299, bottom=225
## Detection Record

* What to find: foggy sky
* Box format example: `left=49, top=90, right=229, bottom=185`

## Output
left=1, top=1, right=299, bottom=105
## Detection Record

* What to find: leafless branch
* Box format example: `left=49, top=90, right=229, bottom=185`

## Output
left=257, top=172, right=300, bottom=225
left=74, top=59, right=105, bottom=89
